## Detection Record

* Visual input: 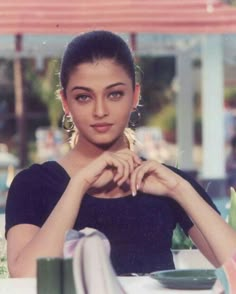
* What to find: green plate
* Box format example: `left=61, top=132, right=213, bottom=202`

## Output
left=150, top=269, right=216, bottom=290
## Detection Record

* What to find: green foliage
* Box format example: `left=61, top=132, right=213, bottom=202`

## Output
left=147, top=101, right=203, bottom=144
left=28, top=59, right=63, bottom=128
left=228, top=187, right=236, bottom=230
left=225, top=86, right=236, bottom=107
left=228, top=0, right=236, bottom=5
left=147, top=104, right=176, bottom=133
left=172, top=224, right=194, bottom=249
left=0, top=58, right=60, bottom=143
left=0, top=235, right=8, bottom=278
left=0, top=60, right=16, bottom=139
left=138, top=57, right=175, bottom=123
left=0, top=256, right=8, bottom=278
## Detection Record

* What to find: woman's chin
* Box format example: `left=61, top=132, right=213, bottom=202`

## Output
left=91, top=135, right=124, bottom=150
left=94, top=140, right=118, bottom=150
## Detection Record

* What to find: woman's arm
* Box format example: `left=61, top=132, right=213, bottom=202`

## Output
left=130, top=160, right=236, bottom=266
left=7, top=176, right=86, bottom=277
left=188, top=225, right=219, bottom=267
left=173, top=180, right=236, bottom=266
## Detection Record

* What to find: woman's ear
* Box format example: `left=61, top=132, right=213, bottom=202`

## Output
left=133, top=83, right=141, bottom=108
left=60, top=89, right=69, bottom=114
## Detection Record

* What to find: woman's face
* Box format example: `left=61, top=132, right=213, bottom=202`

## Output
left=62, top=58, right=140, bottom=148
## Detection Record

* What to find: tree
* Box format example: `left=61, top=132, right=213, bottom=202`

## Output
left=138, top=56, right=175, bottom=124
left=29, top=58, right=63, bottom=128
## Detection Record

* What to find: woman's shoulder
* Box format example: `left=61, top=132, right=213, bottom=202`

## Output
left=163, top=163, right=197, bottom=184
left=11, top=161, right=69, bottom=187
left=14, top=161, right=57, bottom=176
left=163, top=163, right=220, bottom=213
left=163, top=163, right=203, bottom=192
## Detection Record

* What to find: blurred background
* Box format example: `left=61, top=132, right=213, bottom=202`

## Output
left=1, top=0, right=236, bottom=216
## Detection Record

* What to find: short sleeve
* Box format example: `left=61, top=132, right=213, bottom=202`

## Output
left=165, top=164, right=220, bottom=235
left=5, top=166, right=44, bottom=238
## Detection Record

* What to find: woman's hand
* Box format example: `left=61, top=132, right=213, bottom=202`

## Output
left=75, top=149, right=142, bottom=191
left=130, top=160, right=184, bottom=197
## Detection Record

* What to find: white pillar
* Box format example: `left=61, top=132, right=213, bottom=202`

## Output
left=201, top=35, right=225, bottom=179
left=176, top=52, right=195, bottom=171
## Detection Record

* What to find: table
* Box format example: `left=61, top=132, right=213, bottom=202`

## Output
left=0, top=277, right=213, bottom=294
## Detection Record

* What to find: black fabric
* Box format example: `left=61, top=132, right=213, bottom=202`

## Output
left=5, top=161, right=219, bottom=274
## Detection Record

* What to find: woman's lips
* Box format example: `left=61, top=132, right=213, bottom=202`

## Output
left=91, top=124, right=113, bottom=133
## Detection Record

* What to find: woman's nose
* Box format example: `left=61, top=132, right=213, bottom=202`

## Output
left=93, top=100, right=109, bottom=118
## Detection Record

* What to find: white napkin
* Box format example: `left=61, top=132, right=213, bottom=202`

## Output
left=64, top=227, right=126, bottom=294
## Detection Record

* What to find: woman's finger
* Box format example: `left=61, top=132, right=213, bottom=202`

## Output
left=116, top=149, right=142, bottom=175
left=130, top=161, right=157, bottom=195
left=130, top=164, right=145, bottom=196
left=104, top=155, right=125, bottom=183
left=113, top=156, right=131, bottom=186
left=116, top=149, right=142, bottom=167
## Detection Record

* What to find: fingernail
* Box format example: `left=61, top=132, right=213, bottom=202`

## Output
left=136, top=184, right=139, bottom=190
left=132, top=191, right=136, bottom=197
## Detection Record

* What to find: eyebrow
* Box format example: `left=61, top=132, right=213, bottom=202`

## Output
left=71, top=82, right=126, bottom=92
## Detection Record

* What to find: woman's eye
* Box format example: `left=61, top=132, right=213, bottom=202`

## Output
left=108, top=91, right=124, bottom=100
left=75, top=94, right=91, bottom=102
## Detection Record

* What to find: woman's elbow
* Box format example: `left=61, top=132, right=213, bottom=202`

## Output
left=8, top=258, right=36, bottom=278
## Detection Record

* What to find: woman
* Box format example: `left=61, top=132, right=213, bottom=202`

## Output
left=5, top=30, right=236, bottom=277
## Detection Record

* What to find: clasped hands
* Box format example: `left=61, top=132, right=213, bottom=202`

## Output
left=79, top=149, right=182, bottom=198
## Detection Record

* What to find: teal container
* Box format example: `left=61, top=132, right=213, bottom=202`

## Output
left=37, top=257, right=62, bottom=294
left=62, top=258, right=76, bottom=294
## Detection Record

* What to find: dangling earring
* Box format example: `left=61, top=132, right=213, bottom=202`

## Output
left=129, top=107, right=141, bottom=129
left=62, top=114, right=74, bottom=132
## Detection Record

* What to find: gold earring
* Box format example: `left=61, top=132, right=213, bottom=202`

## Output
left=129, top=107, right=141, bottom=129
left=62, top=114, right=74, bottom=132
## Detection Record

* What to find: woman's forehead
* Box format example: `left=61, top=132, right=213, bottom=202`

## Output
left=71, top=59, right=125, bottom=73
left=67, top=59, right=132, bottom=86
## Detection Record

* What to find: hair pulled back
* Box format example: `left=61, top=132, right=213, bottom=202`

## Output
left=60, top=30, right=136, bottom=93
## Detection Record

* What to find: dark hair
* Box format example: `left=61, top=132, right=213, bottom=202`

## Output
left=60, top=30, right=136, bottom=93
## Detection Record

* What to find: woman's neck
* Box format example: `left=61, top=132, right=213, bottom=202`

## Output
left=59, top=133, right=130, bottom=175
left=58, top=134, right=133, bottom=197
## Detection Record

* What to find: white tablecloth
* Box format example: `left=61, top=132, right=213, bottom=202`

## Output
left=0, top=277, right=213, bottom=294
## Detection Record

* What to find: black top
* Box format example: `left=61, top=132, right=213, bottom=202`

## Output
left=5, top=161, right=219, bottom=274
